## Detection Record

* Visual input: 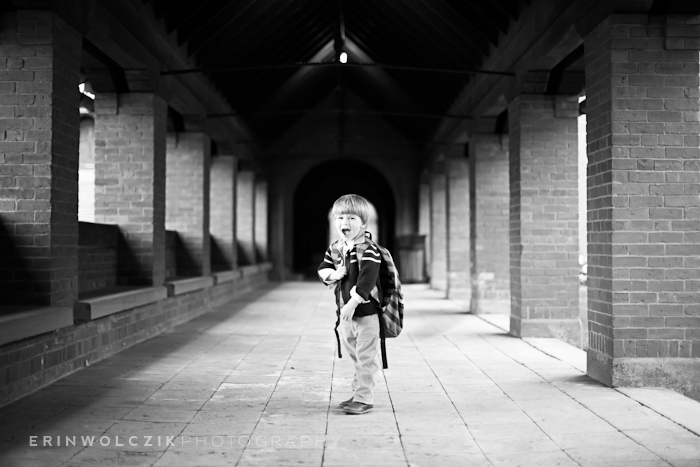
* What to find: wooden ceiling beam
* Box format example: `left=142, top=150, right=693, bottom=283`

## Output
left=210, top=0, right=332, bottom=68
left=405, top=0, right=489, bottom=60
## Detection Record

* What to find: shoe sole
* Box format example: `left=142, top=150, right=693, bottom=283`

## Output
left=343, top=406, right=373, bottom=415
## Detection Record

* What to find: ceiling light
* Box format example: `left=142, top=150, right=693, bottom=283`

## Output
left=339, top=52, right=347, bottom=64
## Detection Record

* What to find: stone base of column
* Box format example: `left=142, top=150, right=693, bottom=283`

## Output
left=587, top=349, right=613, bottom=387
left=588, top=353, right=700, bottom=401
left=510, top=317, right=582, bottom=348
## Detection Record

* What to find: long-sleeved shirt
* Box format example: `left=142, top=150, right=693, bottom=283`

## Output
left=317, top=238, right=383, bottom=317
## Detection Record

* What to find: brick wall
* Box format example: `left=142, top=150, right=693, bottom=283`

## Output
left=0, top=269, right=270, bottom=406
left=508, top=94, right=580, bottom=345
left=210, top=155, right=237, bottom=271
left=78, top=222, right=118, bottom=294
left=584, top=13, right=700, bottom=394
left=446, top=156, right=470, bottom=303
left=469, top=134, right=511, bottom=314
left=165, top=132, right=211, bottom=277
left=237, top=170, right=256, bottom=266
left=0, top=11, right=81, bottom=306
left=94, top=93, right=167, bottom=287
left=430, top=163, right=448, bottom=292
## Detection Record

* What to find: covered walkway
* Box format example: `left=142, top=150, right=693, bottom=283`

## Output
left=1, top=283, right=699, bottom=467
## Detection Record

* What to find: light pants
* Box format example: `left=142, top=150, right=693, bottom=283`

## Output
left=340, top=314, right=380, bottom=405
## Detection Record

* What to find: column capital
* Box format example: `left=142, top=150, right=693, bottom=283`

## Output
left=467, top=117, right=499, bottom=136
left=505, top=71, right=551, bottom=103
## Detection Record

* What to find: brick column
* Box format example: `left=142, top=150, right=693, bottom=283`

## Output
left=508, top=94, right=580, bottom=345
left=446, top=155, right=470, bottom=304
left=236, top=169, right=256, bottom=266
left=419, top=178, right=431, bottom=275
left=583, top=14, right=700, bottom=396
left=94, top=93, right=167, bottom=286
left=430, top=162, right=448, bottom=291
left=210, top=155, right=237, bottom=271
left=255, top=179, right=268, bottom=262
left=0, top=11, right=81, bottom=306
left=166, top=132, right=211, bottom=277
left=78, top=118, right=95, bottom=222
left=469, top=134, right=511, bottom=315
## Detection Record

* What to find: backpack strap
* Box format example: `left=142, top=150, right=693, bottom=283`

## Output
left=355, top=238, right=388, bottom=369
left=334, top=308, right=342, bottom=359
left=329, top=240, right=343, bottom=359
left=378, top=313, right=388, bottom=369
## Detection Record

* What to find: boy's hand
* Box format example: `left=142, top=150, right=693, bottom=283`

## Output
left=340, top=302, right=355, bottom=321
left=329, top=266, right=347, bottom=281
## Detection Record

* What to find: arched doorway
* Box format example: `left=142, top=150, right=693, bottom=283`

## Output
left=293, top=160, right=396, bottom=276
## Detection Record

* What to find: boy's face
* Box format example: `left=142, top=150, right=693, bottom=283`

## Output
left=335, top=212, right=366, bottom=242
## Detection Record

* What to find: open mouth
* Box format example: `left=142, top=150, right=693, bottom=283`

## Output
left=341, top=228, right=351, bottom=236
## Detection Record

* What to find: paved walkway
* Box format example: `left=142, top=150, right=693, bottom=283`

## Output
left=1, top=283, right=700, bottom=467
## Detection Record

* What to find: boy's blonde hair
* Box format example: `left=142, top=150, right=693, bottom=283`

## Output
left=332, top=194, right=370, bottom=224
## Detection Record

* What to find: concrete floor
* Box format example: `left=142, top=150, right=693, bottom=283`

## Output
left=1, top=283, right=700, bottom=467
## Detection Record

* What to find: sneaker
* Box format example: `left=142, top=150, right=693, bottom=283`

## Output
left=338, top=397, right=355, bottom=409
left=343, top=401, right=373, bottom=415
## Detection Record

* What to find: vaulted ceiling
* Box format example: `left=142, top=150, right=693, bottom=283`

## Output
left=144, top=0, right=530, bottom=148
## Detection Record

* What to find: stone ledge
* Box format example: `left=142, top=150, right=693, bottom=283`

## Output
left=240, top=262, right=273, bottom=277
left=0, top=307, right=74, bottom=346
left=74, top=287, right=168, bottom=321
left=212, top=270, right=242, bottom=285
left=165, top=276, right=214, bottom=297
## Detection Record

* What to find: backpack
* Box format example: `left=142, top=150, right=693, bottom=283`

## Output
left=329, top=234, right=404, bottom=368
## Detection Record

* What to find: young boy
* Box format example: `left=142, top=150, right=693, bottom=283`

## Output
left=318, top=194, right=383, bottom=415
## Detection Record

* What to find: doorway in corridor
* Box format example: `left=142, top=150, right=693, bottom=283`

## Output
left=293, top=160, right=395, bottom=277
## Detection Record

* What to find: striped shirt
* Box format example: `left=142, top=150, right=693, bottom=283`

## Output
left=318, top=239, right=383, bottom=317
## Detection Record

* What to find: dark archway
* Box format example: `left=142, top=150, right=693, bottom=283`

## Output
left=293, top=160, right=396, bottom=276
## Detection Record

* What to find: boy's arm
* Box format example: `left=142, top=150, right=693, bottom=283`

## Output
left=317, top=247, right=336, bottom=284
left=354, top=243, right=381, bottom=301
left=340, top=244, right=381, bottom=320
left=317, top=246, right=346, bottom=285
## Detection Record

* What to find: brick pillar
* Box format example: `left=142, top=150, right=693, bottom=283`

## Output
left=446, top=156, right=470, bottom=304
left=508, top=94, right=580, bottom=345
left=419, top=179, right=431, bottom=276
left=78, top=118, right=95, bottom=222
left=166, top=132, right=211, bottom=277
left=469, top=134, right=511, bottom=315
left=583, top=14, right=700, bottom=396
left=94, top=93, right=167, bottom=286
left=210, top=155, right=237, bottom=271
left=236, top=169, right=256, bottom=266
left=430, top=162, right=448, bottom=292
left=0, top=11, right=81, bottom=306
left=255, top=179, right=268, bottom=262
